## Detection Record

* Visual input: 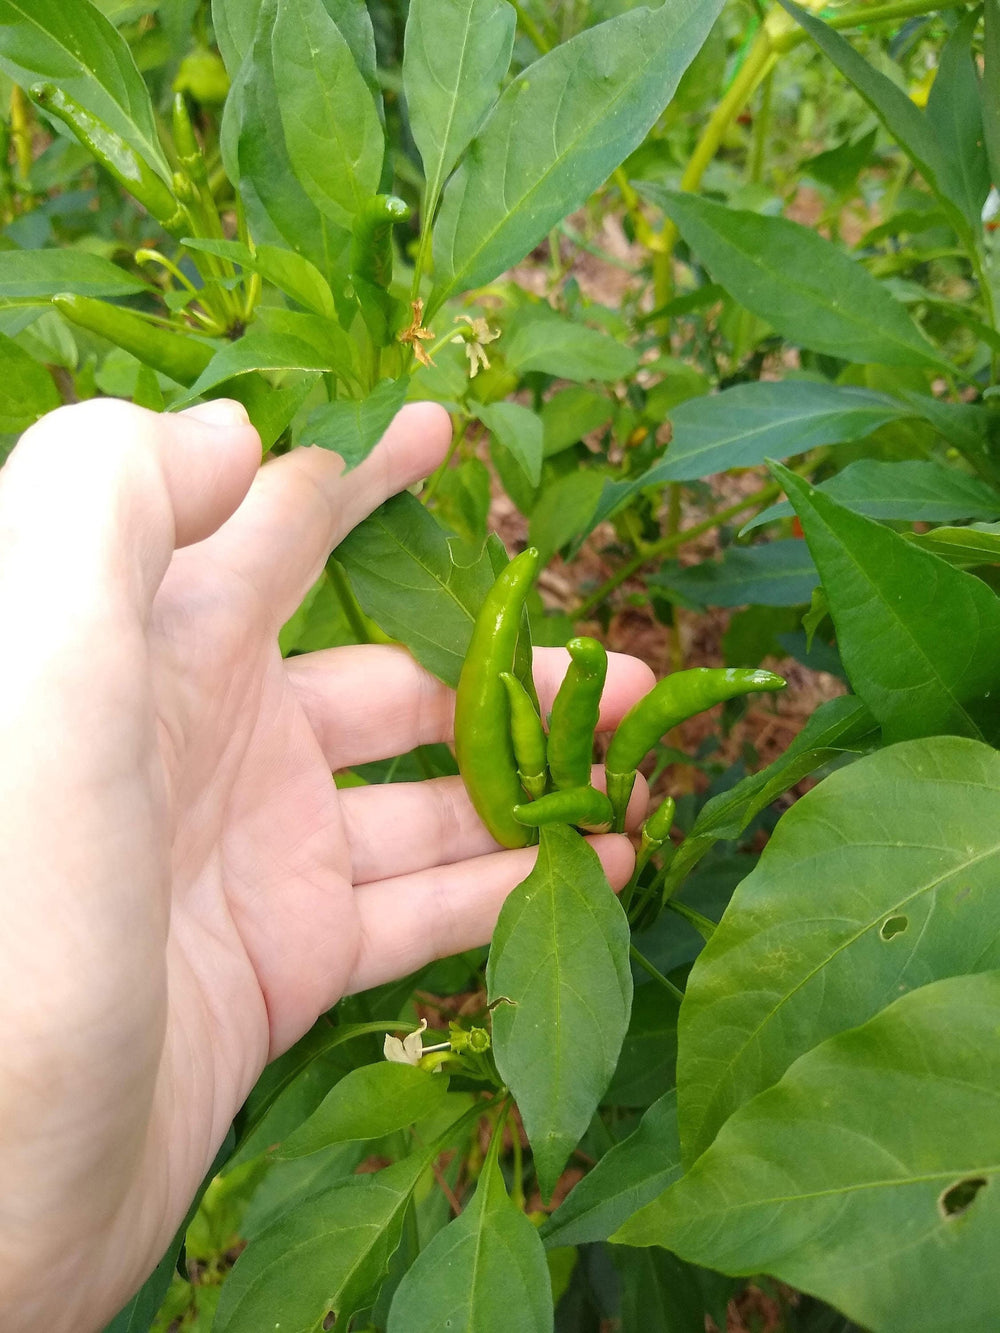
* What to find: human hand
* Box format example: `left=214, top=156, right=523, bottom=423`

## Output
left=0, top=399, right=653, bottom=1332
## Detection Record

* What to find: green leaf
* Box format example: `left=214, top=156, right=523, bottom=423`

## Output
left=613, top=1247, right=733, bottom=1333
left=982, top=1, right=1000, bottom=191
left=387, top=1154, right=553, bottom=1333
left=642, top=185, right=947, bottom=370
left=430, top=0, right=725, bottom=309
left=651, top=540, right=817, bottom=609
left=475, top=400, right=544, bottom=488
left=540, top=1091, right=681, bottom=1249
left=660, top=695, right=877, bottom=901
left=213, top=1152, right=427, bottom=1333
left=303, top=378, right=408, bottom=472
left=220, top=0, right=351, bottom=278
left=0, top=0, right=169, bottom=180
left=910, top=521, right=1000, bottom=567
left=777, top=0, right=974, bottom=239
left=528, top=470, right=605, bottom=567
left=403, top=0, right=516, bottom=216
left=0, top=249, right=147, bottom=301
left=926, top=8, right=991, bottom=232
left=176, top=330, right=336, bottom=403
left=486, top=825, right=632, bottom=1199
left=0, top=332, right=60, bottom=433
left=541, top=386, right=612, bottom=457
left=271, top=0, right=384, bottom=226
left=675, top=735, right=1000, bottom=1164
left=772, top=461, right=1000, bottom=744
left=618, top=971, right=1000, bottom=1333
left=747, top=459, right=1000, bottom=531
left=280, top=1062, right=451, bottom=1158
left=335, top=492, right=499, bottom=687
left=211, top=0, right=264, bottom=74
left=181, top=238, right=337, bottom=319
left=505, top=306, right=639, bottom=382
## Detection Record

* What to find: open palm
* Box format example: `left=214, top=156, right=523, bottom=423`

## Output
left=0, top=399, right=651, bottom=1333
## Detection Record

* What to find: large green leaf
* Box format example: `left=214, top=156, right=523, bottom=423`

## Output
left=486, top=825, right=632, bottom=1199
left=386, top=1154, right=553, bottom=1333
left=220, top=0, right=350, bottom=277
left=983, top=0, right=1000, bottom=191
left=540, top=1091, right=681, bottom=1249
left=659, top=695, right=877, bottom=901
left=643, top=186, right=948, bottom=370
left=335, top=493, right=498, bottom=687
left=213, top=1153, right=427, bottom=1332
left=651, top=540, right=818, bottom=608
left=430, top=0, right=724, bottom=310
left=778, top=0, right=975, bottom=239
left=0, top=249, right=147, bottom=301
left=504, top=306, right=639, bottom=382
left=211, top=0, right=265, bottom=74
left=0, top=332, right=60, bottom=433
left=303, top=378, right=409, bottom=472
left=176, top=330, right=336, bottom=403
left=280, top=1062, right=451, bottom=1158
left=0, top=0, right=169, bottom=180
left=747, top=458, right=1000, bottom=531
left=618, top=971, right=1000, bottom=1333
left=773, top=462, right=1000, bottom=744
left=926, top=8, right=991, bottom=232
left=475, top=400, right=544, bottom=488
left=403, top=0, right=515, bottom=219
left=675, top=735, right=1000, bottom=1163
left=181, top=238, right=337, bottom=319
left=271, top=0, right=384, bottom=226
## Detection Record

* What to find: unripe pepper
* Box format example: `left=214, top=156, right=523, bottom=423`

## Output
left=547, top=636, right=607, bottom=791
left=52, top=293, right=214, bottom=387
left=513, top=786, right=614, bottom=834
left=500, top=672, right=548, bottom=801
left=454, top=549, right=541, bottom=848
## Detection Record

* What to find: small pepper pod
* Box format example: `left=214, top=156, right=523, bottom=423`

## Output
left=513, top=786, right=614, bottom=834
left=500, top=671, right=548, bottom=801
left=547, top=636, right=607, bottom=791
left=605, top=667, right=786, bottom=831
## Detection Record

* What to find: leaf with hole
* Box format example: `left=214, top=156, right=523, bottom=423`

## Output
left=617, top=971, right=1000, bottom=1333
left=675, top=735, right=1000, bottom=1164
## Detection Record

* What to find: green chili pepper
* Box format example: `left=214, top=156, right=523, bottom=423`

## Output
left=351, top=194, right=411, bottom=291
left=455, top=548, right=541, bottom=849
left=52, top=293, right=214, bottom=387
left=547, top=636, right=607, bottom=791
left=30, top=84, right=186, bottom=236
left=500, top=672, right=548, bottom=801
left=513, top=786, right=614, bottom=834
left=171, top=93, right=208, bottom=186
left=605, top=667, right=786, bottom=831
left=641, top=794, right=676, bottom=852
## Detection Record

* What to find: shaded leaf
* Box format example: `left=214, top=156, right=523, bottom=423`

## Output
left=387, top=1154, right=552, bottom=1333
left=773, top=462, right=1000, bottom=744
left=336, top=492, right=498, bottom=687
left=475, top=399, right=544, bottom=488
left=177, top=330, right=338, bottom=403
left=486, top=825, right=632, bottom=1199
left=747, top=458, right=1000, bottom=531
left=619, top=971, right=1000, bottom=1333
left=430, top=0, right=724, bottom=308
left=651, top=540, right=818, bottom=608
left=642, top=185, right=947, bottom=370
left=540, top=1091, right=681, bottom=1249
left=303, top=378, right=408, bottom=471
left=675, top=736, right=1000, bottom=1162
left=280, top=1062, right=450, bottom=1158
left=505, top=306, right=639, bottom=382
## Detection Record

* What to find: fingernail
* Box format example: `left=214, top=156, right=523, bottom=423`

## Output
left=181, top=398, right=251, bottom=428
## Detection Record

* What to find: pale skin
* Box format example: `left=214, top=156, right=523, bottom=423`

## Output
left=0, top=398, right=654, bottom=1332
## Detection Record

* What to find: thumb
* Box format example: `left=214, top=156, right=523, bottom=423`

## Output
left=0, top=398, right=261, bottom=614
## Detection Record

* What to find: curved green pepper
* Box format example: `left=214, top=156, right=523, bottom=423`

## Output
left=455, top=548, right=541, bottom=848
left=641, top=794, right=676, bottom=852
left=351, top=194, right=411, bottom=291
left=513, top=786, right=614, bottom=834
left=30, top=83, right=186, bottom=236
left=547, top=636, right=607, bottom=791
left=605, top=667, right=786, bottom=831
left=52, top=293, right=214, bottom=387
left=500, top=672, right=548, bottom=801
left=171, top=92, right=209, bottom=186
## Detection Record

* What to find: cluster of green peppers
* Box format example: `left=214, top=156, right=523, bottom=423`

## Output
left=455, top=548, right=786, bottom=858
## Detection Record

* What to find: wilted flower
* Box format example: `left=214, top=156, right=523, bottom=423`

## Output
left=452, top=314, right=500, bottom=378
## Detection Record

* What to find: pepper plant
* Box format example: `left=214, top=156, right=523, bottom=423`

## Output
left=3, top=0, right=1000, bottom=1330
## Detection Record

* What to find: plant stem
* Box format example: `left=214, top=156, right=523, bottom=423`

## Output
left=422, top=415, right=468, bottom=504
left=573, top=480, right=781, bottom=620
left=666, top=899, right=717, bottom=941
left=511, top=1, right=551, bottom=54
left=629, top=945, right=685, bottom=1003
left=776, top=0, right=972, bottom=49
left=325, top=556, right=376, bottom=644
